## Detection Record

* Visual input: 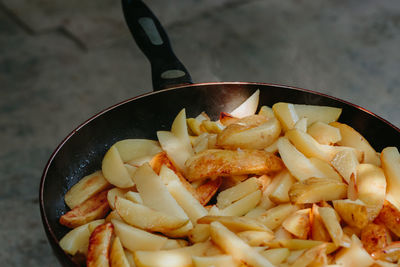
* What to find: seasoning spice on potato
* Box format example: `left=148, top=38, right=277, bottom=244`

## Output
left=57, top=91, right=400, bottom=266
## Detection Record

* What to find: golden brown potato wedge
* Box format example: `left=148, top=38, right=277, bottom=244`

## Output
left=310, top=204, right=331, bottom=242
left=332, top=199, right=368, bottom=229
left=64, top=171, right=111, bottom=209
left=318, top=206, right=349, bottom=248
left=289, top=178, right=347, bottom=204
left=86, top=222, right=114, bottom=267
left=219, top=112, right=239, bottom=126
left=185, top=149, right=283, bottom=181
left=195, top=177, right=222, bottom=205
left=282, top=209, right=310, bottom=239
left=334, top=235, right=374, bottom=266
left=360, top=223, right=391, bottom=254
left=371, top=241, right=400, bottom=263
left=376, top=200, right=400, bottom=237
left=60, top=190, right=110, bottom=228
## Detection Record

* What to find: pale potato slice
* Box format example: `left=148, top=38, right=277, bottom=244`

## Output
left=260, top=248, right=290, bottom=265
left=310, top=204, right=331, bottom=242
left=108, top=188, right=130, bottom=210
left=381, top=147, right=400, bottom=208
left=201, top=120, right=224, bottom=134
left=123, top=250, right=136, bottom=267
left=258, top=105, right=275, bottom=119
left=307, top=121, right=341, bottom=145
left=237, top=230, right=274, bottom=246
left=219, top=111, right=239, bottom=126
left=167, top=179, right=208, bottom=224
left=198, top=215, right=272, bottom=233
left=65, top=171, right=111, bottom=209
left=272, top=102, right=299, bottom=131
left=257, top=203, right=299, bottom=230
left=171, top=109, right=193, bottom=155
left=286, top=249, right=306, bottom=265
left=264, top=139, right=279, bottom=154
left=102, top=145, right=134, bottom=188
left=114, top=139, right=161, bottom=163
left=310, top=157, right=343, bottom=181
left=293, top=104, right=342, bottom=126
left=216, top=115, right=281, bottom=150
left=87, top=222, right=114, bottom=267
left=331, top=149, right=359, bottom=184
left=229, top=89, right=260, bottom=118
left=188, top=223, right=210, bottom=243
left=318, top=206, right=350, bottom=247
left=277, top=137, right=335, bottom=181
left=88, top=219, right=106, bottom=235
left=133, top=242, right=214, bottom=267
left=268, top=170, right=296, bottom=204
left=157, top=131, right=193, bottom=173
left=187, top=118, right=204, bottom=136
left=59, top=220, right=104, bottom=256
left=334, top=235, right=374, bottom=266
left=185, top=149, right=283, bottom=181
left=294, top=117, right=308, bottom=132
left=162, top=239, right=189, bottom=250
left=274, top=226, right=293, bottom=240
left=218, top=190, right=262, bottom=216
left=282, top=209, right=310, bottom=239
left=115, top=197, right=188, bottom=232
left=110, top=237, right=130, bottom=267
left=289, top=178, right=347, bottom=204
left=124, top=191, right=142, bottom=204
left=376, top=200, right=400, bottom=237
left=289, top=244, right=327, bottom=267
left=209, top=221, right=275, bottom=267
left=217, top=177, right=261, bottom=209
left=332, top=199, right=368, bottom=229
left=357, top=163, right=386, bottom=221
left=112, top=219, right=168, bottom=251
left=60, top=190, right=110, bottom=228
left=266, top=239, right=338, bottom=253
left=132, top=163, right=189, bottom=220
left=330, top=122, right=380, bottom=166
left=360, top=223, right=391, bottom=254
left=192, top=255, right=238, bottom=267
left=105, top=210, right=122, bottom=223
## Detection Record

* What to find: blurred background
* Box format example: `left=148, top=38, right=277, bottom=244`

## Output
left=0, top=0, right=399, bottom=265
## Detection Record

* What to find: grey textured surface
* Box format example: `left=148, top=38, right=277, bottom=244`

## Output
left=0, top=0, right=399, bottom=265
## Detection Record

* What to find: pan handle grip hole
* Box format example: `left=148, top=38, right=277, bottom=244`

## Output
left=161, top=70, right=186, bottom=79
left=138, top=17, right=163, bottom=45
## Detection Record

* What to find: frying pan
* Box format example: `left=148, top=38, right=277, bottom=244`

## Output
left=39, top=0, right=400, bottom=266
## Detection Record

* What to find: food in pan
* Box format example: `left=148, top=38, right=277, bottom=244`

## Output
left=58, top=90, right=400, bottom=266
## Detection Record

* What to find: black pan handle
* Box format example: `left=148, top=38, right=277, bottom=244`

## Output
left=122, top=0, right=193, bottom=91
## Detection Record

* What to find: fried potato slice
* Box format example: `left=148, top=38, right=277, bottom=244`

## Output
left=357, top=163, right=386, bottom=221
left=289, top=178, right=347, bottom=204
left=216, top=114, right=281, bottom=150
left=185, top=149, right=283, bottom=181
left=272, top=102, right=299, bottom=132
left=102, top=145, right=135, bottom=188
left=196, top=177, right=222, bottom=205
left=112, top=219, right=168, bottom=251
left=60, top=190, right=110, bottom=228
left=282, top=209, right=310, bottom=239
left=86, top=222, right=114, bottom=267
left=219, top=112, right=239, bottom=126
left=209, top=221, right=275, bottom=267
left=294, top=104, right=342, bottom=126
left=114, top=139, right=161, bottom=163
left=217, top=177, right=261, bottom=209
left=376, top=200, right=400, bottom=237
left=331, top=149, right=360, bottom=184
left=65, top=171, right=111, bottom=209
left=360, top=223, right=391, bottom=254
left=332, top=199, right=368, bottom=229
left=381, top=147, right=400, bottom=208
left=115, top=197, right=189, bottom=232
left=237, top=230, right=274, bottom=246
left=334, top=235, right=374, bottom=267
left=198, top=215, right=272, bottom=233
left=257, top=203, right=299, bottom=230
left=217, top=190, right=262, bottom=216
left=268, top=170, right=296, bottom=204
left=110, top=236, right=130, bottom=267
left=289, top=244, right=328, bottom=267
left=307, top=121, right=341, bottom=145
left=330, top=122, right=380, bottom=166
left=260, top=248, right=290, bottom=265
left=371, top=241, right=400, bottom=263
left=107, top=188, right=129, bottom=210
left=188, top=223, right=210, bottom=243
left=192, top=255, right=238, bottom=267
left=310, top=204, right=331, bottom=242
left=318, top=206, right=350, bottom=248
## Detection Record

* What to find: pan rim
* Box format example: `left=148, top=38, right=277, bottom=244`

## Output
left=39, top=81, right=400, bottom=264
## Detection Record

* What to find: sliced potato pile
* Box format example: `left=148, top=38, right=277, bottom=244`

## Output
left=59, top=90, right=400, bottom=267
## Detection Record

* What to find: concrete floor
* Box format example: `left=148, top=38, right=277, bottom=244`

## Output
left=0, top=0, right=399, bottom=265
